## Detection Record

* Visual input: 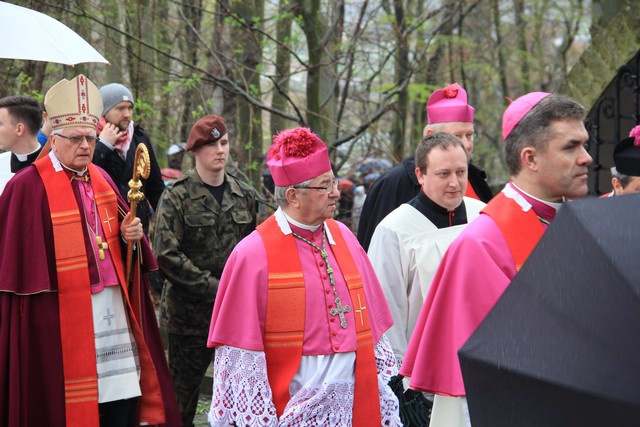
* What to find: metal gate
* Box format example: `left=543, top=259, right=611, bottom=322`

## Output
left=585, top=51, right=640, bottom=195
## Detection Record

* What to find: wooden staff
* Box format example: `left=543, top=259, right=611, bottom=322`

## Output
left=125, top=143, right=150, bottom=284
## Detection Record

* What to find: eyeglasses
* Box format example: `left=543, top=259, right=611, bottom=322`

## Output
left=292, top=180, right=339, bottom=194
left=54, top=134, right=98, bottom=145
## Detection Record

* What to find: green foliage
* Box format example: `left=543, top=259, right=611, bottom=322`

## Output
left=183, top=74, right=202, bottom=90
left=407, top=83, right=437, bottom=104
left=134, top=100, right=155, bottom=122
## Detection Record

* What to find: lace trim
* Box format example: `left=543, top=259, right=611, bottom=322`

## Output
left=376, top=334, right=403, bottom=426
left=209, top=337, right=401, bottom=427
left=208, top=346, right=278, bottom=426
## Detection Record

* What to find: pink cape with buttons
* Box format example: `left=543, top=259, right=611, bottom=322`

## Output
left=207, top=214, right=393, bottom=354
left=400, top=183, right=556, bottom=396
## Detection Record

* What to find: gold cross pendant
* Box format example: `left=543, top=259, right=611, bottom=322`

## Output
left=96, top=236, right=109, bottom=261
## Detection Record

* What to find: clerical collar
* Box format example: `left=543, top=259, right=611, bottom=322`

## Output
left=282, top=210, right=322, bottom=232
left=14, top=144, right=41, bottom=161
left=407, top=190, right=468, bottom=229
left=511, top=182, right=563, bottom=211
left=61, top=163, right=88, bottom=177
left=49, top=151, right=88, bottom=177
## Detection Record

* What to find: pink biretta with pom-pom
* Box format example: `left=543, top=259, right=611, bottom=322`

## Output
left=426, top=83, right=475, bottom=125
left=267, top=127, right=332, bottom=186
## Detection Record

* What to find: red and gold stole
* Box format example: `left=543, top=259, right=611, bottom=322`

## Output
left=481, top=191, right=545, bottom=271
left=35, top=157, right=165, bottom=426
left=257, top=216, right=381, bottom=424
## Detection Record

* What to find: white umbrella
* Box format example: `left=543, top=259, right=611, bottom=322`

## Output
left=0, top=1, right=108, bottom=65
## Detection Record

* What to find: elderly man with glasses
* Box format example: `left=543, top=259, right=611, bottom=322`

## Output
left=206, top=127, right=402, bottom=426
left=0, top=75, right=180, bottom=427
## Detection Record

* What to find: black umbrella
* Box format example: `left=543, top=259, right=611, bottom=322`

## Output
left=458, top=194, right=640, bottom=427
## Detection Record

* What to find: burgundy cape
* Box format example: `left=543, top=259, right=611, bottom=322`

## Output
left=0, top=165, right=181, bottom=426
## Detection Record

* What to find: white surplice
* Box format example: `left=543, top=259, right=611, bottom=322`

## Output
left=367, top=196, right=485, bottom=364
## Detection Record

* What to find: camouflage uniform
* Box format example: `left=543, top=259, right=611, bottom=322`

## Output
left=152, top=168, right=256, bottom=426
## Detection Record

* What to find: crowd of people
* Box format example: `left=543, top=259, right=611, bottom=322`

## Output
left=0, top=74, right=639, bottom=427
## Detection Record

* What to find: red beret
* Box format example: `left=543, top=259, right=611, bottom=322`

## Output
left=185, top=115, right=227, bottom=151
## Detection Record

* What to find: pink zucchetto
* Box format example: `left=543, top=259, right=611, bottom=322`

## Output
left=502, top=92, right=551, bottom=141
left=426, top=83, right=475, bottom=125
left=267, top=127, right=332, bottom=186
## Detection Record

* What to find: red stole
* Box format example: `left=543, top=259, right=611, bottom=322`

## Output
left=34, top=157, right=165, bottom=425
left=257, top=216, right=381, bottom=425
left=481, top=191, right=545, bottom=271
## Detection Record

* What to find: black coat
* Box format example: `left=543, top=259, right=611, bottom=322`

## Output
left=93, top=124, right=165, bottom=233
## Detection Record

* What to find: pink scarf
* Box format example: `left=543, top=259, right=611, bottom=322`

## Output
left=97, top=116, right=134, bottom=158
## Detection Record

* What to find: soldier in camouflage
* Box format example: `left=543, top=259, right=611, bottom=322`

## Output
left=152, top=115, right=256, bottom=427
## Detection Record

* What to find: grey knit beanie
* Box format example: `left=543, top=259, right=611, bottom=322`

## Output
left=99, top=83, right=135, bottom=116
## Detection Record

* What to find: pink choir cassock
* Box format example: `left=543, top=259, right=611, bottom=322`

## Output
left=208, top=213, right=393, bottom=352
left=207, top=208, right=399, bottom=426
left=400, top=183, right=557, bottom=397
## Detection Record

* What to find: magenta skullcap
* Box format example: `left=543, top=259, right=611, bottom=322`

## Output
left=502, top=92, right=551, bottom=141
left=426, top=83, right=475, bottom=124
left=267, top=127, right=332, bottom=186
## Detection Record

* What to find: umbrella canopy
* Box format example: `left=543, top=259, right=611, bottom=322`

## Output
left=348, top=158, right=392, bottom=182
left=0, top=1, right=108, bottom=65
left=458, top=194, right=640, bottom=427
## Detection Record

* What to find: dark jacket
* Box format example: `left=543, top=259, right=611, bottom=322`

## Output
left=93, top=124, right=165, bottom=233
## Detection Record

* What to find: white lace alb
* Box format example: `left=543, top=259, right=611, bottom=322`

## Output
left=209, top=334, right=401, bottom=426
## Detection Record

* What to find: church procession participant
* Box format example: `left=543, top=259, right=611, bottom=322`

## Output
left=153, top=115, right=256, bottom=426
left=206, top=127, right=401, bottom=426
left=0, top=95, right=43, bottom=194
left=0, top=75, right=180, bottom=427
left=604, top=124, right=640, bottom=197
left=401, top=92, right=592, bottom=427
left=368, top=132, right=486, bottom=366
left=357, top=82, right=492, bottom=251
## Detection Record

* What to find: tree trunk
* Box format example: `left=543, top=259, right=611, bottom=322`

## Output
left=270, top=0, right=294, bottom=137
left=295, top=0, right=343, bottom=144
left=178, top=1, right=204, bottom=139
left=513, top=0, right=531, bottom=93
left=234, top=0, right=265, bottom=187
left=492, top=0, right=509, bottom=102
left=391, top=0, right=410, bottom=162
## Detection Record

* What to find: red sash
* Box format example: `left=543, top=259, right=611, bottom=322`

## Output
left=35, top=157, right=165, bottom=425
left=257, top=216, right=381, bottom=424
left=481, top=191, right=545, bottom=271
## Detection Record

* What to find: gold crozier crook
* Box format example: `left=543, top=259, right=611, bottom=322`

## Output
left=125, top=143, right=150, bottom=284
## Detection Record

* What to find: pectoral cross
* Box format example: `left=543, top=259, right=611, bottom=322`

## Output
left=354, top=294, right=367, bottom=326
left=103, top=209, right=116, bottom=233
left=96, top=236, right=109, bottom=261
left=330, top=297, right=351, bottom=329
